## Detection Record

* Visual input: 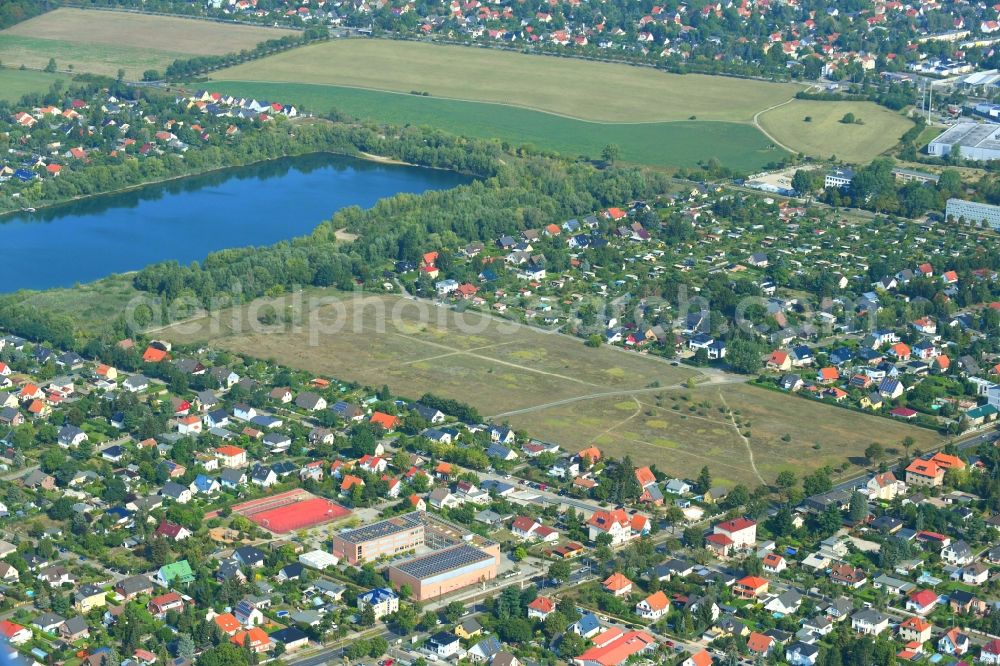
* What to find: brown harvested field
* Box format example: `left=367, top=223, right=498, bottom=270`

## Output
left=0, top=8, right=298, bottom=78
left=157, top=290, right=698, bottom=417
left=157, top=290, right=940, bottom=488
left=506, top=383, right=941, bottom=488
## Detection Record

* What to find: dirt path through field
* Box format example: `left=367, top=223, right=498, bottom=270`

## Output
left=718, top=390, right=766, bottom=484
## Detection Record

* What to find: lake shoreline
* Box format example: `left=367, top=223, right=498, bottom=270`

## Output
left=0, top=152, right=469, bottom=292
left=0, top=148, right=431, bottom=221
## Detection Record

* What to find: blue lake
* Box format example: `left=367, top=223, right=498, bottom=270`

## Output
left=1, top=153, right=470, bottom=292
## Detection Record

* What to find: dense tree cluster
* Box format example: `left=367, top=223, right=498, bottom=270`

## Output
left=163, top=28, right=330, bottom=79
left=0, top=0, right=47, bottom=29
left=128, top=136, right=665, bottom=310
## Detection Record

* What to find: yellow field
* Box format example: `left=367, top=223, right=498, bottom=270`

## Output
left=758, top=99, right=914, bottom=163
left=0, top=8, right=298, bottom=78
left=213, top=39, right=804, bottom=123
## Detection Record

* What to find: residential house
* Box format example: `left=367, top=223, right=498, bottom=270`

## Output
left=851, top=609, right=889, bottom=635
left=357, top=588, right=399, bottom=620
left=898, top=617, right=932, bottom=643
left=867, top=472, right=902, bottom=500
left=602, top=573, right=633, bottom=597
left=942, top=540, right=974, bottom=565
left=938, top=627, right=970, bottom=656
left=528, top=596, right=556, bottom=620
left=906, top=459, right=945, bottom=487
left=830, top=564, right=867, bottom=589
left=635, top=591, right=670, bottom=620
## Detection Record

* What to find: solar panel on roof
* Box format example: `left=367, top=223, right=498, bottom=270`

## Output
left=337, top=512, right=423, bottom=544
left=394, top=544, right=492, bottom=579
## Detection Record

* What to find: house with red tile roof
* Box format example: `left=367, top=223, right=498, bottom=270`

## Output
left=929, top=452, right=965, bottom=470
left=143, top=346, right=168, bottom=363
left=155, top=520, right=191, bottom=541
left=213, top=612, right=241, bottom=635
left=889, top=342, right=911, bottom=360
left=634, top=466, right=656, bottom=487
left=370, top=411, right=399, bottom=431
left=635, top=591, right=669, bottom=619
left=527, top=596, right=556, bottom=619
left=734, top=576, right=769, bottom=599
left=767, top=350, right=791, bottom=371
left=898, top=616, right=931, bottom=643
left=571, top=628, right=655, bottom=666
left=682, top=650, right=712, bottom=666
left=830, top=563, right=867, bottom=588
left=706, top=532, right=735, bottom=557
left=747, top=631, right=775, bottom=656
left=818, top=367, right=839, bottom=383
left=587, top=508, right=636, bottom=545
left=906, top=589, right=938, bottom=615
left=231, top=627, right=271, bottom=653
left=713, top=517, right=757, bottom=549
left=762, top=552, right=786, bottom=574
left=906, top=458, right=944, bottom=487
left=148, top=591, right=184, bottom=617
left=216, top=445, right=247, bottom=468
left=938, top=627, right=971, bottom=655
left=0, top=620, right=31, bottom=644
left=602, top=572, right=633, bottom=597
left=340, top=475, right=364, bottom=492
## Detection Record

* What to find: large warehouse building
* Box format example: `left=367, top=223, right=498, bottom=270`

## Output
left=928, top=122, right=1000, bottom=160
left=387, top=542, right=501, bottom=601
left=331, top=511, right=425, bottom=565
left=945, top=198, right=1000, bottom=229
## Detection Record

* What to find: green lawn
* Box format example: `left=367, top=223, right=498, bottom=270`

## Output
left=0, top=34, right=184, bottom=79
left=0, top=67, right=68, bottom=103
left=213, top=81, right=789, bottom=171
left=757, top=99, right=914, bottom=163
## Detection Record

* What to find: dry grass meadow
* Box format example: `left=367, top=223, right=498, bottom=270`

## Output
left=157, top=290, right=940, bottom=487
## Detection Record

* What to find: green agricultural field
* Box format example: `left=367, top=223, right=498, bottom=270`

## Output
left=0, top=67, right=67, bottom=102
left=0, top=8, right=297, bottom=79
left=757, top=99, right=915, bottom=163
left=213, top=39, right=804, bottom=123
left=211, top=81, right=788, bottom=171
left=0, top=34, right=178, bottom=79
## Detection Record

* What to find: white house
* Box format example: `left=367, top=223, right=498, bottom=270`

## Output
left=635, top=591, right=669, bottom=620
left=713, top=518, right=757, bottom=550
left=357, top=588, right=399, bottom=620
left=851, top=609, right=889, bottom=636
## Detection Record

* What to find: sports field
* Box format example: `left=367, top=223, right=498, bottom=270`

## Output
left=211, top=81, right=786, bottom=171
left=0, top=8, right=297, bottom=78
left=757, top=99, right=914, bottom=163
left=157, top=290, right=940, bottom=488
left=213, top=39, right=803, bottom=123
left=0, top=67, right=67, bottom=102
